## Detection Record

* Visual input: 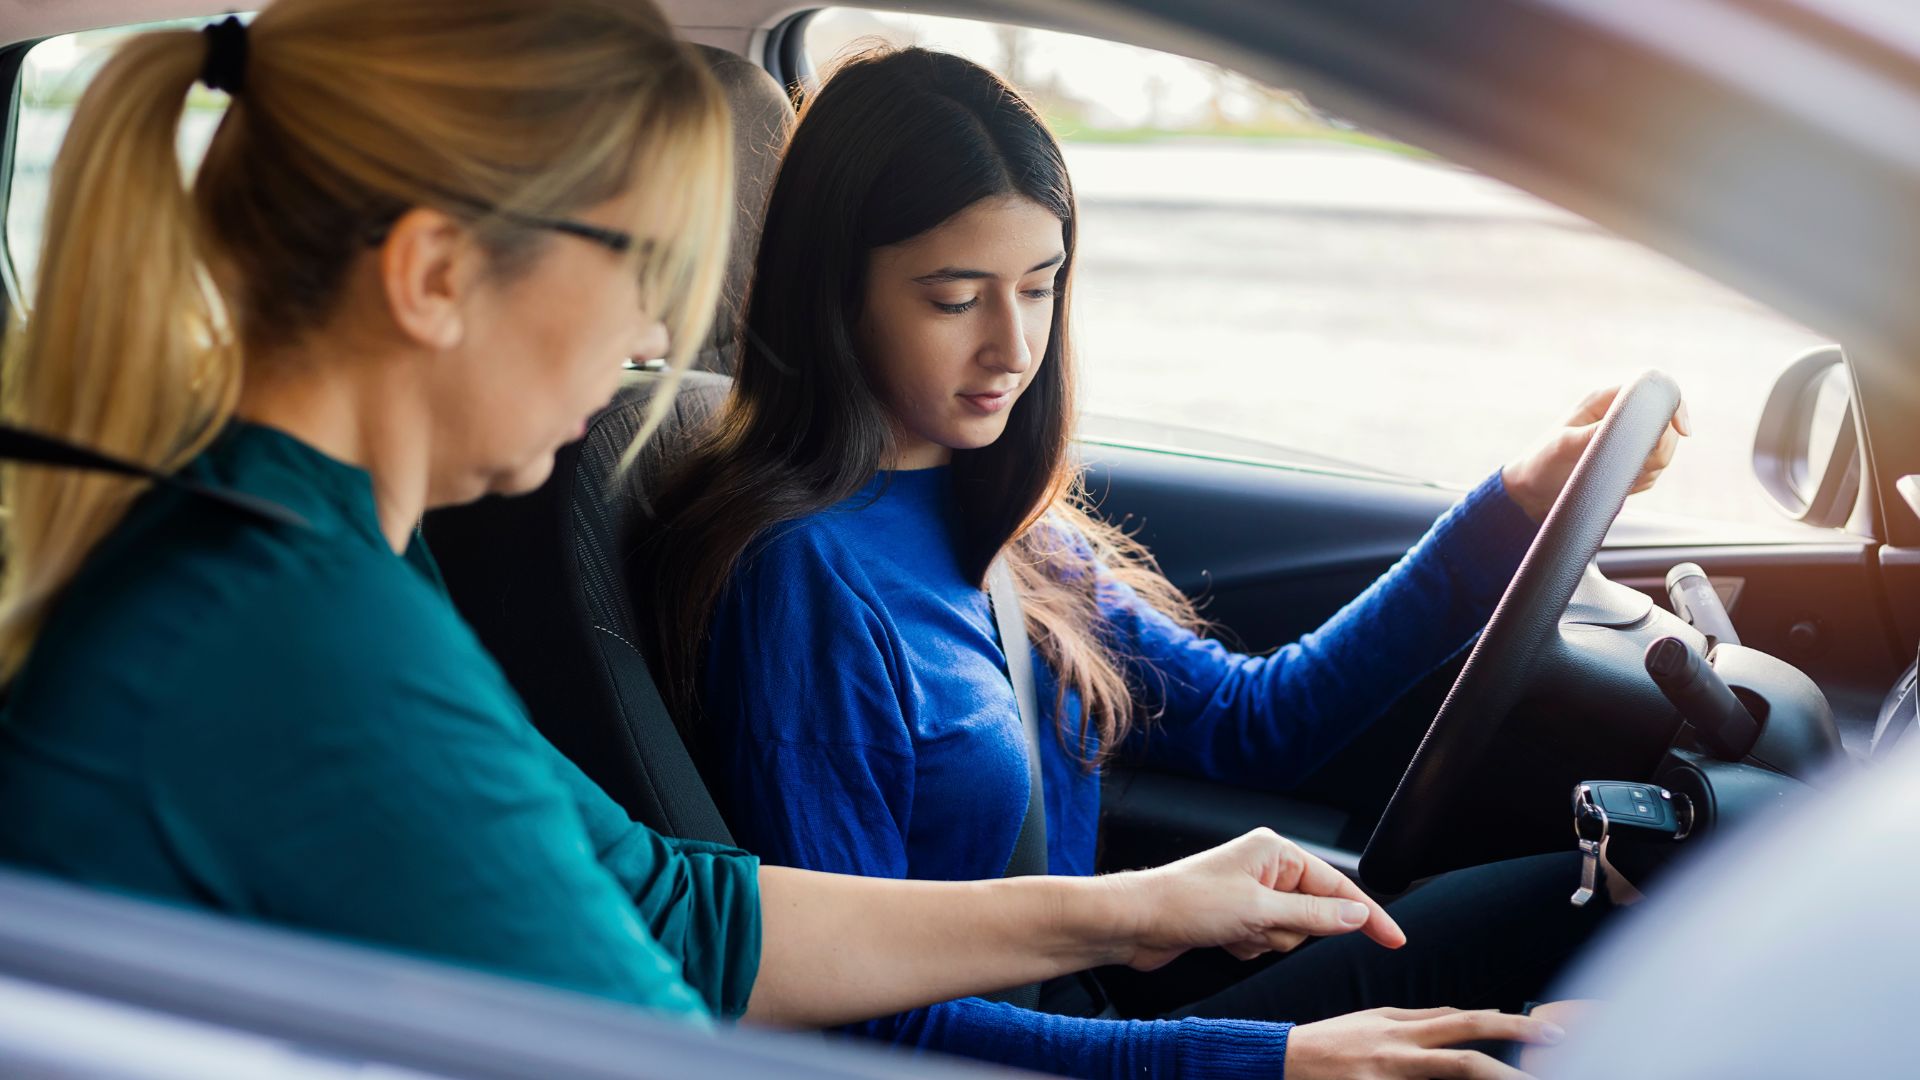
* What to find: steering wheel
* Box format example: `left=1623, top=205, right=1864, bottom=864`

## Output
left=1359, top=369, right=1683, bottom=894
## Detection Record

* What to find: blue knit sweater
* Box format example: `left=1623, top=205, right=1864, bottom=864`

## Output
left=703, top=467, right=1537, bottom=1077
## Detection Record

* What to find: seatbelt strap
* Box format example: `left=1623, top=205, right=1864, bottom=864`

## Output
left=988, top=557, right=1048, bottom=877
left=983, top=556, right=1047, bottom=1011
left=0, top=423, right=309, bottom=530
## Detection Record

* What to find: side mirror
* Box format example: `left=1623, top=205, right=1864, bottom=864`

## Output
left=1752, top=345, right=1860, bottom=529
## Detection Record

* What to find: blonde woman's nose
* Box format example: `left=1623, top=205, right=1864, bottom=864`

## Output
left=630, top=320, right=671, bottom=365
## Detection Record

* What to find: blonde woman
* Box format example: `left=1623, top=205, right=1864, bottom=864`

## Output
left=0, top=2, right=1411, bottom=1033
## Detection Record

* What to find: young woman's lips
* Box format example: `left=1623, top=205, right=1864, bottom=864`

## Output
left=959, top=389, right=1015, bottom=414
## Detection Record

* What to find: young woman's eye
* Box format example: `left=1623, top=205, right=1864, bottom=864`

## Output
left=1022, top=287, right=1056, bottom=302
left=934, top=297, right=978, bottom=315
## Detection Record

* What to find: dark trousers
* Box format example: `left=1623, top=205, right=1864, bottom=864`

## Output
left=1162, top=852, right=1608, bottom=1024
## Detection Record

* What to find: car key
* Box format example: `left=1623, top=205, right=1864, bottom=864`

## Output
left=1571, top=793, right=1605, bottom=907
left=1569, top=781, right=1691, bottom=907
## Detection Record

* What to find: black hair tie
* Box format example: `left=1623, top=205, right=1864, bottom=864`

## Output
left=200, top=16, right=248, bottom=95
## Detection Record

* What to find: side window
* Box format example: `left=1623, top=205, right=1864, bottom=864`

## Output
left=9, top=17, right=238, bottom=296
left=803, top=11, right=1834, bottom=538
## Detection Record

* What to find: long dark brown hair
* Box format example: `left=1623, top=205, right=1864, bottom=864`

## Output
left=646, top=47, right=1199, bottom=765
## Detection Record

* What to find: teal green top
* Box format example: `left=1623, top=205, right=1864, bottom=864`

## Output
left=0, top=422, right=761, bottom=1021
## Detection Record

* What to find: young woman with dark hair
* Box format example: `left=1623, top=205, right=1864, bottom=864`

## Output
left=648, top=46, right=1685, bottom=1078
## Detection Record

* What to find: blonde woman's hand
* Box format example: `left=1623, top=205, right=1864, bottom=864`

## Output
left=1501, top=385, right=1691, bottom=523
left=1286, top=1007, right=1567, bottom=1080
left=1105, top=827, right=1405, bottom=972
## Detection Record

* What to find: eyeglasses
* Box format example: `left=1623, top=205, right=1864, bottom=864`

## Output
left=363, top=206, right=635, bottom=254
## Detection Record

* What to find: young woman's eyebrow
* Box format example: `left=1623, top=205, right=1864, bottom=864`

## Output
left=911, top=252, right=1065, bottom=285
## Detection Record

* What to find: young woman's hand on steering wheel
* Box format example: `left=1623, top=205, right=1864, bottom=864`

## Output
left=1104, top=827, right=1405, bottom=972
left=1502, top=384, right=1692, bottom=523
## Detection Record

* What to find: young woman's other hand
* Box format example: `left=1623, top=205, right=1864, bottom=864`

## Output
left=1106, top=827, right=1405, bottom=972
left=1286, top=1006, right=1566, bottom=1080
left=1502, top=385, right=1691, bottom=523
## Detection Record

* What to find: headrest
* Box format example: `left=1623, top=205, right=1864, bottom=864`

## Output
left=585, top=369, right=733, bottom=525
left=691, top=44, right=793, bottom=373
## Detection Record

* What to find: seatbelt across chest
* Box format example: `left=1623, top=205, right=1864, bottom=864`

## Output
left=982, top=557, right=1047, bottom=1011
left=988, top=557, right=1048, bottom=878
left=0, top=424, right=309, bottom=529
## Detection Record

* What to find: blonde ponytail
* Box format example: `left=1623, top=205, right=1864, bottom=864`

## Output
left=0, top=30, right=237, bottom=679
left=0, top=0, right=732, bottom=680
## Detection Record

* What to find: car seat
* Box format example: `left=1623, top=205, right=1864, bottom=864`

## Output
left=421, top=44, right=789, bottom=842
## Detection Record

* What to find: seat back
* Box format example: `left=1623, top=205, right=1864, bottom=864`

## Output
left=422, top=45, right=789, bottom=840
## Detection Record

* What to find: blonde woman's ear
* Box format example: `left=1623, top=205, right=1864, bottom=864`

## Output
left=377, top=207, right=478, bottom=351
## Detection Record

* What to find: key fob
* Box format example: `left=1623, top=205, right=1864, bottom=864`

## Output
left=1569, top=781, right=1693, bottom=907
left=1576, top=780, right=1689, bottom=842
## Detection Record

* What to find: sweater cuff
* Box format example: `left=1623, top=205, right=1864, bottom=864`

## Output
left=1173, top=1017, right=1293, bottom=1079
left=1427, top=469, right=1540, bottom=609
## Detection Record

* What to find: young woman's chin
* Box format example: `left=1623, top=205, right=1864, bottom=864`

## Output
left=940, top=414, right=1018, bottom=452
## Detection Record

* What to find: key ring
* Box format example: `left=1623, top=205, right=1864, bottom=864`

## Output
left=1573, top=784, right=1610, bottom=846
left=1570, top=784, right=1610, bottom=907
